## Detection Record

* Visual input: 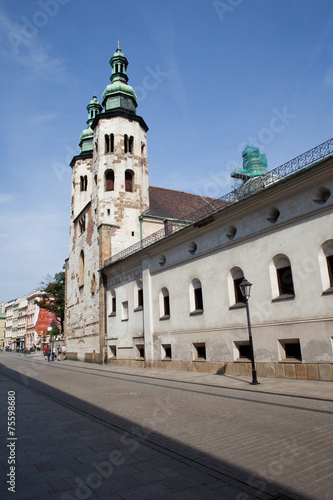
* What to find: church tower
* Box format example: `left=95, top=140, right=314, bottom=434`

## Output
left=65, top=45, right=149, bottom=361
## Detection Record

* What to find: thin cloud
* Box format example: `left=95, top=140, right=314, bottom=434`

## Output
left=0, top=5, right=69, bottom=82
left=0, top=193, right=13, bottom=204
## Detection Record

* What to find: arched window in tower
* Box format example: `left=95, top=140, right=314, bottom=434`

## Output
left=105, top=134, right=109, bottom=153
left=80, top=176, right=88, bottom=192
left=79, top=250, right=84, bottom=288
left=125, top=170, right=134, bottom=192
left=124, top=134, right=128, bottom=153
left=129, top=136, right=134, bottom=154
left=110, top=133, right=114, bottom=153
left=105, top=170, right=114, bottom=191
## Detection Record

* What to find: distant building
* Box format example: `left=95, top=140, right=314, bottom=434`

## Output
left=0, top=302, right=6, bottom=347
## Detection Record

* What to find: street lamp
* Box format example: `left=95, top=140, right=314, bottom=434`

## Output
left=239, top=278, right=259, bottom=385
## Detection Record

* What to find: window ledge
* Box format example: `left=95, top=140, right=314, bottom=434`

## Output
left=159, top=315, right=170, bottom=321
left=189, top=309, right=204, bottom=316
left=162, top=357, right=172, bottom=361
left=193, top=358, right=206, bottom=362
left=229, top=302, right=246, bottom=310
left=134, top=306, right=143, bottom=312
left=279, top=359, right=302, bottom=363
left=235, top=358, right=251, bottom=363
left=121, top=319, right=129, bottom=322
left=272, top=294, right=295, bottom=302
left=322, top=287, right=333, bottom=296
left=108, top=312, right=116, bottom=317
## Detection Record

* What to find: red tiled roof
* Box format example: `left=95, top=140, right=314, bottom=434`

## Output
left=147, top=186, right=222, bottom=220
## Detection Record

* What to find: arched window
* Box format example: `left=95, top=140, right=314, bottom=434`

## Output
left=79, top=250, right=84, bottom=287
left=79, top=215, right=85, bottom=234
left=124, top=134, right=128, bottom=153
left=105, top=134, right=114, bottom=153
left=134, top=280, right=143, bottom=310
left=125, top=170, right=134, bottom=192
left=80, top=175, right=87, bottom=192
left=272, top=254, right=295, bottom=298
left=108, top=290, right=116, bottom=316
left=129, top=136, right=134, bottom=154
left=319, top=240, right=333, bottom=293
left=105, top=170, right=114, bottom=191
left=160, top=288, right=170, bottom=318
left=229, top=267, right=245, bottom=306
left=189, top=279, right=203, bottom=314
left=105, top=134, right=109, bottom=153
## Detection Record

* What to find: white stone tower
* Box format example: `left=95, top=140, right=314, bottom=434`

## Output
left=65, top=44, right=149, bottom=361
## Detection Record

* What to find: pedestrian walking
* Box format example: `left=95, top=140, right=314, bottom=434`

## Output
left=43, top=346, right=48, bottom=360
left=51, top=347, right=56, bottom=361
left=61, top=345, right=67, bottom=360
left=47, top=346, right=51, bottom=362
left=57, top=346, right=61, bottom=361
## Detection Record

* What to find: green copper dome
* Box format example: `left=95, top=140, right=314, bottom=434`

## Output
left=102, top=43, right=137, bottom=114
left=102, top=81, right=137, bottom=101
left=79, top=127, right=93, bottom=141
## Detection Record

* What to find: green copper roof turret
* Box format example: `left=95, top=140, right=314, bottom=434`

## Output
left=79, top=94, right=102, bottom=152
left=102, top=43, right=137, bottom=114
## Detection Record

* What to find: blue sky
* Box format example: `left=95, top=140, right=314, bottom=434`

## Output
left=0, top=0, right=333, bottom=301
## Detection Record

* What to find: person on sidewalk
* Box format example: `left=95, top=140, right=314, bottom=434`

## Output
left=61, top=345, right=67, bottom=360
left=51, top=347, right=56, bottom=361
left=47, top=346, right=51, bottom=362
left=43, top=345, right=47, bottom=360
left=57, top=346, right=61, bottom=361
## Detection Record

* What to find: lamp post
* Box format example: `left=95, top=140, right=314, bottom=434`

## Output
left=239, top=278, right=259, bottom=385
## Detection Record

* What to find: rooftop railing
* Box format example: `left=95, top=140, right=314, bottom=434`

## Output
left=103, top=137, right=333, bottom=267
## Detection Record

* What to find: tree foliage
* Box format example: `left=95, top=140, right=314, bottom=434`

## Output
left=35, top=268, right=65, bottom=332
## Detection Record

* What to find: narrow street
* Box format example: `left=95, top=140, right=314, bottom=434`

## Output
left=0, top=352, right=332, bottom=499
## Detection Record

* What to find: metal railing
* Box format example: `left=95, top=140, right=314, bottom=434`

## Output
left=104, top=137, right=333, bottom=267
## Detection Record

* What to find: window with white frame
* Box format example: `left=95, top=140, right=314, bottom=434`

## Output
left=134, top=280, right=143, bottom=311
left=319, top=240, right=333, bottom=294
left=159, top=287, right=170, bottom=319
left=189, top=279, right=203, bottom=314
left=272, top=254, right=295, bottom=298
left=229, top=267, right=246, bottom=307
left=108, top=290, right=116, bottom=316
left=121, top=301, right=128, bottom=321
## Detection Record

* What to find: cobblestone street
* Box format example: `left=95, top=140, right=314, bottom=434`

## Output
left=0, top=352, right=332, bottom=499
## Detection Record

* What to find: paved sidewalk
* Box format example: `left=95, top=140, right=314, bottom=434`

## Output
left=30, top=352, right=333, bottom=401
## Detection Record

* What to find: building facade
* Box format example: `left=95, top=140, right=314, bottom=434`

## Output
left=0, top=302, right=6, bottom=347
left=65, top=46, right=333, bottom=380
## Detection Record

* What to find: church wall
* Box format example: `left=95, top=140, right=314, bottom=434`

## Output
left=103, top=160, right=333, bottom=379
left=66, top=156, right=101, bottom=360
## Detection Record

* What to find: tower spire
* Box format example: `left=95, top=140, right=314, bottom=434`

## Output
left=102, top=43, right=138, bottom=113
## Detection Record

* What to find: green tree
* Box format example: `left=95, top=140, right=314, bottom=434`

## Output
left=35, top=268, right=65, bottom=333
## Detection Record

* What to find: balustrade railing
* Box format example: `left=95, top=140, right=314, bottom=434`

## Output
left=104, top=137, right=333, bottom=267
